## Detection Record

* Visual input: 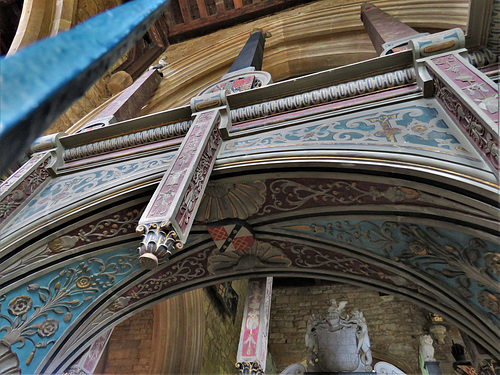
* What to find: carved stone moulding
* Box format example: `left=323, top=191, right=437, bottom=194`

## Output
left=0, top=205, right=144, bottom=283
left=0, top=153, right=51, bottom=225
left=62, top=119, right=192, bottom=162
left=230, top=68, right=416, bottom=124
left=1, top=153, right=174, bottom=242
left=136, top=221, right=183, bottom=269
left=432, top=74, right=499, bottom=167
left=195, top=180, right=266, bottom=223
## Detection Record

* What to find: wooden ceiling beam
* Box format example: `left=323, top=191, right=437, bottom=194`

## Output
left=178, top=0, right=193, bottom=23
left=196, top=0, right=209, bottom=18
left=167, top=0, right=307, bottom=39
left=215, top=0, right=225, bottom=13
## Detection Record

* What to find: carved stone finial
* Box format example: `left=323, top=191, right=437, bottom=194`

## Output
left=136, top=222, right=183, bottom=269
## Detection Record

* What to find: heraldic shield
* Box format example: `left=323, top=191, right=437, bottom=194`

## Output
left=306, top=300, right=373, bottom=373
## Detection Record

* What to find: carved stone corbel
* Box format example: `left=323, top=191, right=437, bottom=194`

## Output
left=136, top=221, right=183, bottom=269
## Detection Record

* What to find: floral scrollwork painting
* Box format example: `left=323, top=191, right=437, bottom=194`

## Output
left=0, top=250, right=139, bottom=374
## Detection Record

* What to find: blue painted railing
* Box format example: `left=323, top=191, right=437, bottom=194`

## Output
left=0, top=0, right=169, bottom=174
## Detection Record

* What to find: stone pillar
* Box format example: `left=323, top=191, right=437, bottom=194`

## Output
left=236, top=277, right=273, bottom=375
left=360, top=3, right=426, bottom=55
left=78, top=68, right=163, bottom=133
left=409, top=29, right=499, bottom=169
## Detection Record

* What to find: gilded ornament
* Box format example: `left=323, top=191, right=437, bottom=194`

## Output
left=485, top=253, right=500, bottom=277
left=76, top=276, right=91, bottom=289
left=136, top=222, right=183, bottom=269
left=478, top=291, right=500, bottom=315
left=47, top=236, right=79, bottom=253
left=7, top=296, right=33, bottom=316
left=37, top=319, right=59, bottom=337
left=108, top=297, right=130, bottom=312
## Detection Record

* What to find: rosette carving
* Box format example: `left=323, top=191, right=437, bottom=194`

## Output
left=136, top=222, right=183, bottom=269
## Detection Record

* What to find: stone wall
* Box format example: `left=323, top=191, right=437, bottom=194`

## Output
left=100, top=307, right=154, bottom=374
left=201, top=279, right=248, bottom=375
left=268, top=281, right=464, bottom=375
left=98, top=279, right=248, bottom=374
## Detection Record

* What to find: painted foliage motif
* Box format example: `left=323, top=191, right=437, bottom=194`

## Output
left=222, top=99, right=484, bottom=167
left=0, top=205, right=144, bottom=280
left=0, top=154, right=50, bottom=224
left=281, top=220, right=500, bottom=323
left=3, top=154, right=174, bottom=237
left=0, top=247, right=140, bottom=374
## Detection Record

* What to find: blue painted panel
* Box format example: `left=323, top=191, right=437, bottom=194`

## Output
left=2, top=153, right=174, bottom=238
left=280, top=220, right=500, bottom=323
left=221, top=99, right=487, bottom=170
left=0, top=246, right=140, bottom=373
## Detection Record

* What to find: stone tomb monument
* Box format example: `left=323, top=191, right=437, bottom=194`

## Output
left=281, top=299, right=373, bottom=375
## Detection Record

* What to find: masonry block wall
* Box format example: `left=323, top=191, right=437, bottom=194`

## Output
left=268, top=281, right=464, bottom=375
left=201, top=279, right=248, bottom=375
left=99, top=308, right=155, bottom=374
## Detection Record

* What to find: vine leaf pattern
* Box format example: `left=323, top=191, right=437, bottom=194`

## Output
left=0, top=251, right=138, bottom=372
left=222, top=102, right=477, bottom=161
left=0, top=208, right=143, bottom=280
left=259, top=180, right=421, bottom=215
left=282, top=220, right=500, bottom=320
left=6, top=154, right=173, bottom=235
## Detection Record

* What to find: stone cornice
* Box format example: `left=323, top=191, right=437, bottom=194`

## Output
left=37, top=52, right=419, bottom=166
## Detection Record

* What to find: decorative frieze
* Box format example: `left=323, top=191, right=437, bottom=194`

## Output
left=0, top=153, right=51, bottom=225
left=230, top=69, right=416, bottom=124
left=430, top=54, right=498, bottom=123
left=0, top=206, right=143, bottom=280
left=63, top=119, right=191, bottom=161
left=0, top=248, right=139, bottom=375
left=430, top=66, right=499, bottom=167
left=280, top=220, right=500, bottom=323
left=3, top=154, right=174, bottom=237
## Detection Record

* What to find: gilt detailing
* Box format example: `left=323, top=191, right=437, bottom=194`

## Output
left=136, top=222, right=183, bottom=269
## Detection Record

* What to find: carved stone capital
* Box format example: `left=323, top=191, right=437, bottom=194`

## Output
left=136, top=222, right=183, bottom=269
left=236, top=361, right=264, bottom=375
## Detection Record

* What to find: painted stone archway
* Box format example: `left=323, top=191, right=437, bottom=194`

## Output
left=1, top=161, right=499, bottom=374
left=2, top=16, right=499, bottom=373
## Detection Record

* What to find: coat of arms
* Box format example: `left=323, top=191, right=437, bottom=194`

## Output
left=305, top=299, right=373, bottom=373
